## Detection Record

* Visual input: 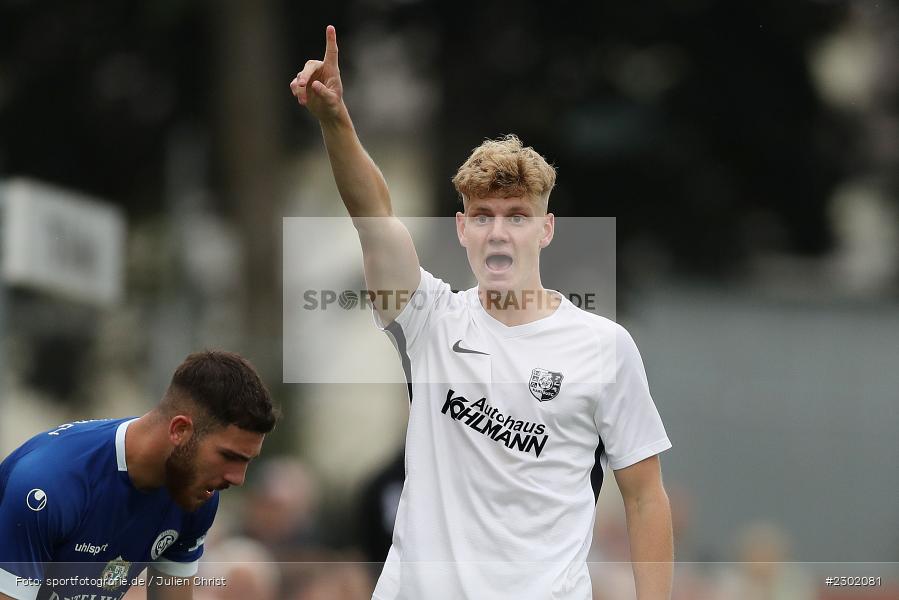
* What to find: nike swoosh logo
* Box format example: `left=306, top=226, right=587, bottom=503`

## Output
left=452, top=340, right=489, bottom=355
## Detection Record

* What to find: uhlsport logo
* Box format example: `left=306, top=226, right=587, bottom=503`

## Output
left=75, top=541, right=110, bottom=556
left=529, top=368, right=564, bottom=401
left=150, top=530, right=179, bottom=560
left=26, top=488, right=47, bottom=511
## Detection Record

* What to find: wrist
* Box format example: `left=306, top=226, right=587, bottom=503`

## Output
left=319, top=104, right=352, bottom=132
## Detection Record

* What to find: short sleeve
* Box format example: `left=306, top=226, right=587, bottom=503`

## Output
left=0, top=458, right=82, bottom=599
left=153, top=492, right=219, bottom=576
left=595, top=325, right=672, bottom=470
left=375, top=267, right=455, bottom=354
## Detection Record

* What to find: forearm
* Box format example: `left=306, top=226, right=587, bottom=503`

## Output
left=320, top=106, right=393, bottom=219
left=146, top=570, right=193, bottom=600
left=291, top=26, right=419, bottom=318
left=147, top=586, right=192, bottom=600
left=624, top=491, right=674, bottom=600
left=147, top=588, right=183, bottom=600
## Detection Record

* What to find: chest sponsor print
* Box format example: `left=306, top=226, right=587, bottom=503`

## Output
left=441, top=389, right=549, bottom=457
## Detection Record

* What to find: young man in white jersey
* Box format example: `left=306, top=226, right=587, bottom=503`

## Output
left=291, top=26, right=674, bottom=600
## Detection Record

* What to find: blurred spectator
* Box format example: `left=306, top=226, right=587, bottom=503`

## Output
left=668, top=484, right=715, bottom=600
left=241, top=457, right=323, bottom=560
left=355, top=449, right=404, bottom=565
left=195, top=537, right=280, bottom=600
left=590, top=479, right=715, bottom=600
left=589, top=479, right=636, bottom=600
left=715, top=521, right=814, bottom=600
left=287, top=562, right=373, bottom=600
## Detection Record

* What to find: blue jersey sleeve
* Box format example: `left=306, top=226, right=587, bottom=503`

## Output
left=0, top=450, right=85, bottom=597
left=152, top=492, right=219, bottom=576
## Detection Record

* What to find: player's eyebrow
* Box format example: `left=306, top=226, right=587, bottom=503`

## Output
left=504, top=204, right=533, bottom=215
left=468, top=204, right=533, bottom=215
left=219, top=448, right=256, bottom=462
left=467, top=205, right=493, bottom=215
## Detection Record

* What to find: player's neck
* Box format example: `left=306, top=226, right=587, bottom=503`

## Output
left=478, top=286, right=561, bottom=327
left=124, top=413, right=168, bottom=491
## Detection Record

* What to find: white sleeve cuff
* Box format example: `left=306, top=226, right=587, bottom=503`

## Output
left=609, top=438, right=672, bottom=471
left=0, top=567, right=40, bottom=600
left=151, top=558, right=199, bottom=577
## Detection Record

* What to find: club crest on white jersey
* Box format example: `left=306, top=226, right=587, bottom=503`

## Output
left=529, top=368, right=563, bottom=401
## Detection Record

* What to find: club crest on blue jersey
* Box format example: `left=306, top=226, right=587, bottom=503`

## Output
left=100, top=556, right=131, bottom=591
left=529, top=368, right=563, bottom=401
left=151, top=529, right=179, bottom=560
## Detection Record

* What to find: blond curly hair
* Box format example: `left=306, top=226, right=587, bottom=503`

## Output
left=452, top=134, right=557, bottom=212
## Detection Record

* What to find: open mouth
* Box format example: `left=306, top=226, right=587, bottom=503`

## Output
left=485, top=253, right=513, bottom=272
left=201, top=483, right=229, bottom=499
left=201, top=484, right=224, bottom=499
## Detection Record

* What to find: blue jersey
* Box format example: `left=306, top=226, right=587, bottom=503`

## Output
left=0, top=418, right=218, bottom=600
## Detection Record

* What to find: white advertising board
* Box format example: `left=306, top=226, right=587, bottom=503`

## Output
left=1, top=178, right=125, bottom=306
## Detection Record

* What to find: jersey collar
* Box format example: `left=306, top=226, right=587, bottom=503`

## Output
left=115, top=418, right=140, bottom=472
left=470, top=287, right=569, bottom=338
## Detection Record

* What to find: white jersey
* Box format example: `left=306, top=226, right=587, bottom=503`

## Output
left=372, top=268, right=671, bottom=600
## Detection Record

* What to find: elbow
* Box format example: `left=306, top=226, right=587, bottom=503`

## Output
left=624, top=485, right=670, bottom=514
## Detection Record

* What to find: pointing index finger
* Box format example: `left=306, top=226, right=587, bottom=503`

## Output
left=324, top=25, right=338, bottom=65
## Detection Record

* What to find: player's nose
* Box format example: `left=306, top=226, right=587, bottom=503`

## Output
left=223, top=465, right=248, bottom=487
left=487, top=218, right=509, bottom=241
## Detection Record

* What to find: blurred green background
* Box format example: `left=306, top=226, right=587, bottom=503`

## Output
left=1, top=1, right=897, bottom=598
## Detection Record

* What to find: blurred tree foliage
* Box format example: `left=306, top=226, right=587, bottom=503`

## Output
left=0, top=0, right=210, bottom=212
left=1, top=0, right=850, bottom=279
left=427, top=1, right=850, bottom=276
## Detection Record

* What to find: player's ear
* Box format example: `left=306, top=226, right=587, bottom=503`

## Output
left=455, top=211, right=467, bottom=247
left=168, top=415, right=195, bottom=445
left=538, top=213, right=555, bottom=249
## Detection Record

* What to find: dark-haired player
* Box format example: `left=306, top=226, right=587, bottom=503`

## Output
left=0, top=351, right=278, bottom=600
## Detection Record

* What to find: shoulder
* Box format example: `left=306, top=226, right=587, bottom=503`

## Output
left=39, top=418, right=122, bottom=464
left=553, top=303, right=648, bottom=377
left=2, top=419, right=126, bottom=501
left=417, top=267, right=468, bottom=308
left=0, top=435, right=93, bottom=549
left=389, top=267, right=469, bottom=335
left=1, top=452, right=86, bottom=517
left=556, top=298, right=632, bottom=341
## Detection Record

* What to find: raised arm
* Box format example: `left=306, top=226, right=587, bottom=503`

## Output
left=290, top=25, right=420, bottom=324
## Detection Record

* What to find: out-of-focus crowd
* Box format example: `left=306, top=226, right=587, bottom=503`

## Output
left=123, top=456, right=378, bottom=600
left=123, top=455, right=896, bottom=600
